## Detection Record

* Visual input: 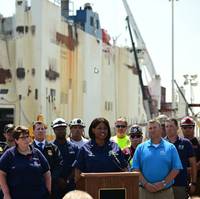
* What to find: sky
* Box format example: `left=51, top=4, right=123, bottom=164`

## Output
left=0, top=0, right=200, bottom=105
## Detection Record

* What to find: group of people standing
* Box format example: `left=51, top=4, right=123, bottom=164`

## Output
left=132, top=116, right=200, bottom=199
left=0, top=115, right=199, bottom=199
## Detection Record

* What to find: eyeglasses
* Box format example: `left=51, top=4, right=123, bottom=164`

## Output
left=130, top=134, right=142, bottom=139
left=115, top=125, right=127, bottom=129
left=181, top=126, right=194, bottom=130
left=18, top=135, right=30, bottom=140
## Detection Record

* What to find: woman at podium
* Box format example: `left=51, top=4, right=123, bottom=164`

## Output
left=74, top=117, right=128, bottom=178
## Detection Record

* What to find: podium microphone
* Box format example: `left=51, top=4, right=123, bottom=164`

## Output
left=109, top=151, right=123, bottom=171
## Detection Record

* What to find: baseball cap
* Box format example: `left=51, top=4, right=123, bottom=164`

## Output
left=51, top=118, right=67, bottom=128
left=129, top=125, right=143, bottom=136
left=4, top=124, right=15, bottom=134
left=69, top=118, right=85, bottom=128
left=180, top=116, right=195, bottom=126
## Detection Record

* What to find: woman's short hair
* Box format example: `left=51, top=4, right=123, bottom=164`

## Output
left=88, top=117, right=111, bottom=141
left=13, top=125, right=29, bottom=140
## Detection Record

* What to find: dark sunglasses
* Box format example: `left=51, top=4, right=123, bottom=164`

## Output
left=116, top=125, right=127, bottom=129
left=130, top=134, right=142, bottom=139
left=182, top=126, right=194, bottom=130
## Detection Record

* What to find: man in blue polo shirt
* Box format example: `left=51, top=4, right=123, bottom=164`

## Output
left=132, top=119, right=182, bottom=199
left=165, top=118, right=197, bottom=199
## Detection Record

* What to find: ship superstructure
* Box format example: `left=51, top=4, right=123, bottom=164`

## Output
left=0, top=0, right=181, bottom=139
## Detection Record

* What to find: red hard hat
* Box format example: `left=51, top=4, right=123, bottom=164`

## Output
left=180, top=116, right=195, bottom=126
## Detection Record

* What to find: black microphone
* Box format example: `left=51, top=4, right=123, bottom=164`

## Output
left=109, top=150, right=123, bottom=171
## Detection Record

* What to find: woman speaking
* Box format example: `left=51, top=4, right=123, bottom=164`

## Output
left=74, top=117, right=128, bottom=180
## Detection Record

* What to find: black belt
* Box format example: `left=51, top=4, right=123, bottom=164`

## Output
left=139, top=184, right=172, bottom=193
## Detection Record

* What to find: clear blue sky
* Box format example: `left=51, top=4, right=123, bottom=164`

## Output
left=0, top=0, right=200, bottom=103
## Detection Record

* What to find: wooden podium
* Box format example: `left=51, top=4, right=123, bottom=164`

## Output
left=76, top=172, right=139, bottom=199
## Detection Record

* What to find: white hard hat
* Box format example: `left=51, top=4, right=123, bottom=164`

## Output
left=51, top=118, right=67, bottom=129
left=69, top=118, right=85, bottom=128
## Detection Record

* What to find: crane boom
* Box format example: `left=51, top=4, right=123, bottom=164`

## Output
left=122, top=0, right=145, bottom=49
left=122, top=0, right=161, bottom=112
left=122, top=0, right=157, bottom=78
left=126, top=16, right=151, bottom=119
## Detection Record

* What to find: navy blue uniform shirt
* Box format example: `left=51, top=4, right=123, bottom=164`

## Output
left=0, top=146, right=50, bottom=199
left=53, top=140, right=78, bottom=179
left=190, top=137, right=200, bottom=162
left=190, top=137, right=200, bottom=176
left=166, top=136, right=194, bottom=186
left=32, top=140, right=63, bottom=182
left=74, top=140, right=127, bottom=172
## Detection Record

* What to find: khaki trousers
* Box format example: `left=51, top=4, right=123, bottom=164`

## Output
left=139, top=187, right=174, bottom=199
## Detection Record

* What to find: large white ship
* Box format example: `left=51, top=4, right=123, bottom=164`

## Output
left=0, top=0, right=188, bottom=139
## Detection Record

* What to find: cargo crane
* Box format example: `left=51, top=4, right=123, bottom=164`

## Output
left=122, top=0, right=161, bottom=118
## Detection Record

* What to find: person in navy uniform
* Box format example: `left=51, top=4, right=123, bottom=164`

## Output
left=0, top=124, right=15, bottom=158
left=0, top=124, right=16, bottom=199
left=0, top=125, right=51, bottom=199
left=3, top=124, right=16, bottom=149
left=32, top=121, right=63, bottom=199
left=165, top=118, right=197, bottom=199
left=181, top=116, right=200, bottom=197
left=74, top=117, right=128, bottom=180
left=51, top=118, right=78, bottom=198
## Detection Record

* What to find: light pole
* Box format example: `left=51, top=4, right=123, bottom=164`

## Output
left=169, top=0, right=178, bottom=117
left=183, top=74, right=198, bottom=104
